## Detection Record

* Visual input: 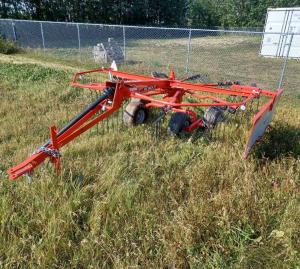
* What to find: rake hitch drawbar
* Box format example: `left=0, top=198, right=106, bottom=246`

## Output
left=8, top=67, right=284, bottom=180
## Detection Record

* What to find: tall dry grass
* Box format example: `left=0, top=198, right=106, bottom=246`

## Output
left=0, top=50, right=299, bottom=268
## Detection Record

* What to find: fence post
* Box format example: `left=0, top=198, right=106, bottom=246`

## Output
left=278, top=33, right=294, bottom=89
left=76, top=23, right=81, bottom=61
left=185, top=29, right=192, bottom=74
left=40, top=22, right=45, bottom=52
left=11, top=20, right=17, bottom=42
left=123, top=26, right=126, bottom=62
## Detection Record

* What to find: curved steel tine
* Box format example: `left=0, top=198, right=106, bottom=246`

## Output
left=222, top=110, right=229, bottom=141
left=96, top=91, right=99, bottom=134
left=238, top=97, right=246, bottom=127
left=106, top=114, right=109, bottom=133
left=116, top=105, right=119, bottom=130
left=111, top=111, right=114, bottom=132
left=256, top=96, right=260, bottom=113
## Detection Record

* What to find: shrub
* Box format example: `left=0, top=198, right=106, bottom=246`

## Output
left=0, top=36, right=19, bottom=54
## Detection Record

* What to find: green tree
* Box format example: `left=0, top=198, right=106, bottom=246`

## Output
left=1, top=0, right=300, bottom=27
left=188, top=0, right=219, bottom=27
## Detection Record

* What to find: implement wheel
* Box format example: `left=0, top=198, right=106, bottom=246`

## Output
left=203, top=106, right=224, bottom=128
left=123, top=101, right=148, bottom=127
left=167, top=112, right=191, bottom=136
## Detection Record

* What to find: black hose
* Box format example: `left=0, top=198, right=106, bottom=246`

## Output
left=42, top=87, right=114, bottom=147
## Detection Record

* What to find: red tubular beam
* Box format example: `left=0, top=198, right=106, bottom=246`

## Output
left=71, top=82, right=107, bottom=91
left=54, top=99, right=107, bottom=144
left=189, top=93, right=238, bottom=104
left=185, top=119, right=205, bottom=132
left=110, top=70, right=160, bottom=81
left=8, top=152, right=50, bottom=180
left=8, top=104, right=114, bottom=180
left=8, top=103, right=104, bottom=179
left=50, top=126, right=58, bottom=149
left=231, top=84, right=277, bottom=97
left=132, top=92, right=255, bottom=108
left=8, top=86, right=124, bottom=180
left=71, top=68, right=276, bottom=100
left=140, top=89, right=169, bottom=96
left=170, top=81, right=255, bottom=97
left=9, top=67, right=283, bottom=181
left=124, top=80, right=170, bottom=88
left=58, top=107, right=118, bottom=148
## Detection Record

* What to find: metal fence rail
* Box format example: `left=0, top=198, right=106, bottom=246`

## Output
left=0, top=19, right=299, bottom=93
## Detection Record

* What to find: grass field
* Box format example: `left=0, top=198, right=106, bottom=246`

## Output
left=27, top=34, right=300, bottom=95
left=0, top=36, right=300, bottom=268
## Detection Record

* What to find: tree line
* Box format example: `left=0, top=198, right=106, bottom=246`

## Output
left=1, top=0, right=300, bottom=27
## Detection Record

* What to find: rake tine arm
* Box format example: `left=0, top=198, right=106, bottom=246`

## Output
left=58, top=107, right=118, bottom=148
left=7, top=99, right=104, bottom=177
left=55, top=85, right=126, bottom=148
left=7, top=97, right=107, bottom=176
left=7, top=87, right=123, bottom=180
left=170, top=81, right=276, bottom=98
left=132, top=92, right=255, bottom=108
left=189, top=93, right=255, bottom=107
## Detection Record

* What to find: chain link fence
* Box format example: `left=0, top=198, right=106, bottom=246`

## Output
left=0, top=19, right=299, bottom=167
left=0, top=19, right=299, bottom=94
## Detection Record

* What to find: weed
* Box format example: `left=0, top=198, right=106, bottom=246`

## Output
left=0, top=37, right=19, bottom=54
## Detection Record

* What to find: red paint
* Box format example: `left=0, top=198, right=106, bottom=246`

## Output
left=8, top=67, right=283, bottom=180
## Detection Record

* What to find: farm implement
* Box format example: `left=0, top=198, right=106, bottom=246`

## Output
left=8, top=65, right=283, bottom=180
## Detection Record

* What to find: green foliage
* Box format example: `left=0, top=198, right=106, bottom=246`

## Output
left=2, top=0, right=300, bottom=27
left=209, top=0, right=300, bottom=27
left=0, top=0, right=189, bottom=26
left=0, top=63, right=69, bottom=84
left=188, top=0, right=219, bottom=27
left=0, top=37, right=19, bottom=54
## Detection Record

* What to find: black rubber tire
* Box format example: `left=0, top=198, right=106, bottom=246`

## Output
left=167, top=112, right=191, bottom=136
left=123, top=101, right=148, bottom=126
left=228, top=107, right=236, bottom=114
left=203, top=106, right=224, bottom=128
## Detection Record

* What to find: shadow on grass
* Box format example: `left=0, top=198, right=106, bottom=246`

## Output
left=253, top=123, right=300, bottom=160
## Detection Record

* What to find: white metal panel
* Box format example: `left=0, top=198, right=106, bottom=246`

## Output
left=261, top=28, right=285, bottom=56
left=288, top=35, right=300, bottom=58
left=266, top=10, right=287, bottom=23
left=291, top=10, right=300, bottom=22
left=261, top=7, right=300, bottom=58
left=261, top=23, right=283, bottom=56
left=260, top=36, right=280, bottom=56
left=287, top=12, right=300, bottom=58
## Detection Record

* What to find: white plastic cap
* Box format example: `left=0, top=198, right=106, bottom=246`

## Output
left=240, top=105, right=246, bottom=111
left=110, top=60, right=118, bottom=71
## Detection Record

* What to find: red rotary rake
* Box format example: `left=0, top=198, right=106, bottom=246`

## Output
left=8, top=66, right=284, bottom=180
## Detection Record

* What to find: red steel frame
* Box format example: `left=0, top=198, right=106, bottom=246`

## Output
left=7, top=67, right=283, bottom=180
